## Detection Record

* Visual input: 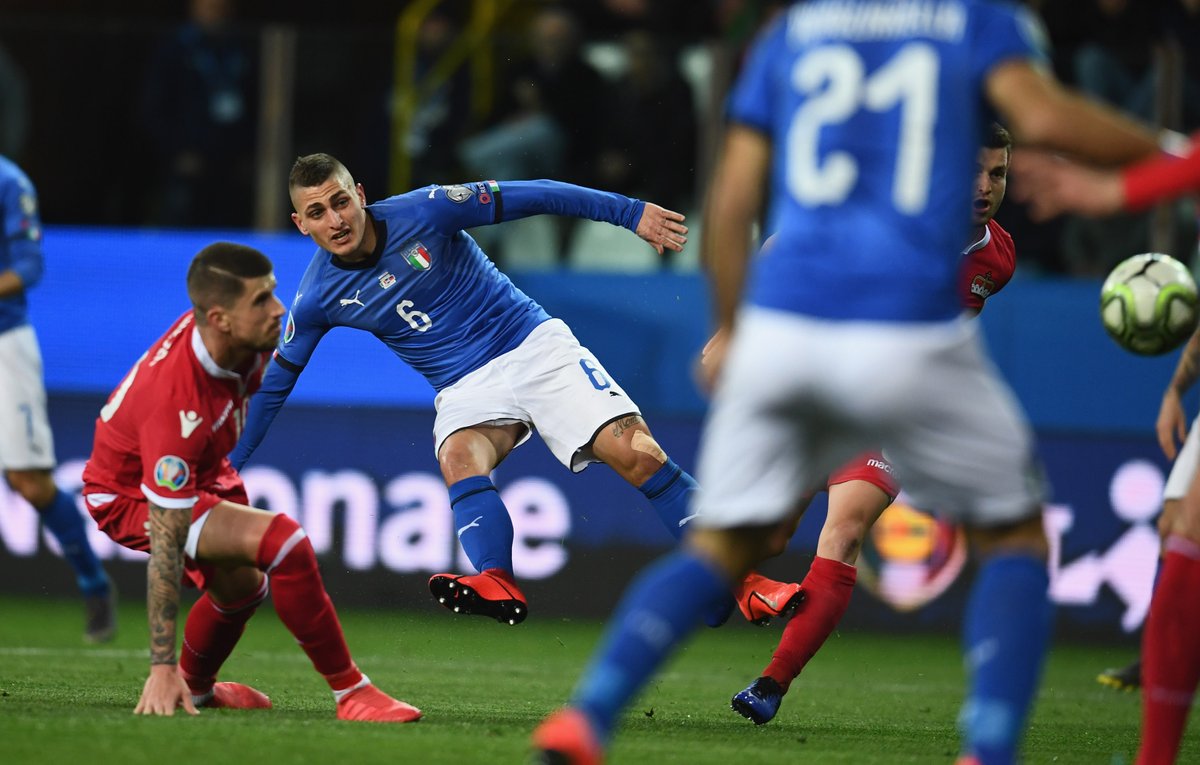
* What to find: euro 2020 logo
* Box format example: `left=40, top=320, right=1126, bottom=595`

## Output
left=154, top=455, right=190, bottom=492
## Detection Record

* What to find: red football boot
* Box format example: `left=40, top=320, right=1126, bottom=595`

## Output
left=336, top=684, right=422, bottom=723
left=734, top=572, right=805, bottom=626
left=532, top=708, right=604, bottom=765
left=428, top=568, right=528, bottom=625
left=198, top=682, right=273, bottom=709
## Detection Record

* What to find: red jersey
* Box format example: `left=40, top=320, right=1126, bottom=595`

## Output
left=82, top=311, right=269, bottom=510
left=959, top=218, right=1015, bottom=312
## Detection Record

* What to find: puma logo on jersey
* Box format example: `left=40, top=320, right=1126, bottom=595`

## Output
left=456, top=515, right=484, bottom=538
left=179, top=410, right=204, bottom=438
left=340, top=290, right=365, bottom=307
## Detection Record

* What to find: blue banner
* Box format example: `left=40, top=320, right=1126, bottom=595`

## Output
left=0, top=395, right=1169, bottom=639
left=28, top=225, right=1196, bottom=428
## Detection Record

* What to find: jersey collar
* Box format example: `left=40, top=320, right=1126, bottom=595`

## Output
left=962, top=222, right=992, bottom=257
left=190, top=324, right=252, bottom=382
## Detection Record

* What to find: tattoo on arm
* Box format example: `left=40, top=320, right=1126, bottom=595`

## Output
left=1171, top=333, right=1200, bottom=394
left=146, top=502, right=190, bottom=666
left=610, top=415, right=643, bottom=440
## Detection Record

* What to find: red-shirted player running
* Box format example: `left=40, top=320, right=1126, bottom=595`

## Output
left=81, top=242, right=420, bottom=721
left=728, top=124, right=1018, bottom=726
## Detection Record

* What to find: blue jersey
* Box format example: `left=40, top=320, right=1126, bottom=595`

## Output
left=232, top=178, right=645, bottom=468
left=729, top=0, right=1046, bottom=321
left=0, top=156, right=44, bottom=334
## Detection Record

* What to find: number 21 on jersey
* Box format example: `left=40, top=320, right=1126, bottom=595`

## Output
left=787, top=42, right=937, bottom=215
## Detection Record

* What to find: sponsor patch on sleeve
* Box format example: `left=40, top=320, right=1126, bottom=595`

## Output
left=474, top=181, right=492, bottom=205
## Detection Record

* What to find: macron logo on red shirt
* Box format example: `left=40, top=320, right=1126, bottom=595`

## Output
left=179, top=410, right=203, bottom=438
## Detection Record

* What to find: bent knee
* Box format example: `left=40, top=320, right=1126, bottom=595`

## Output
left=5, top=469, right=56, bottom=508
left=816, top=523, right=866, bottom=564
left=596, top=425, right=668, bottom=485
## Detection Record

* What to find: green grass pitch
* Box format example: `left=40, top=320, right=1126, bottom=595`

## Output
left=0, top=594, right=1190, bottom=764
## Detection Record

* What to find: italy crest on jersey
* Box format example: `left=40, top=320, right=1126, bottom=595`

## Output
left=402, top=240, right=431, bottom=271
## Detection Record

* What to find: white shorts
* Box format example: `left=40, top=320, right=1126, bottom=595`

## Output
left=694, top=307, right=1044, bottom=529
left=1164, top=415, right=1200, bottom=501
left=433, top=319, right=641, bottom=471
left=0, top=324, right=56, bottom=471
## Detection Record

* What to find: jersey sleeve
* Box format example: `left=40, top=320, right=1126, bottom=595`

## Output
left=969, top=2, right=1051, bottom=85
left=2, top=167, right=44, bottom=288
left=274, top=286, right=330, bottom=371
left=725, top=16, right=786, bottom=133
left=419, top=180, right=645, bottom=232
left=137, top=401, right=205, bottom=509
left=231, top=290, right=322, bottom=470
left=229, top=356, right=299, bottom=471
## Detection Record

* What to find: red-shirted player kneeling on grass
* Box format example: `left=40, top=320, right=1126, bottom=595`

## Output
left=81, top=242, right=420, bottom=721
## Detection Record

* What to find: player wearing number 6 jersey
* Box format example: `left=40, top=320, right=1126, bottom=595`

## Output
left=82, top=242, right=420, bottom=721
left=533, top=2, right=1167, bottom=764
left=231, top=153, right=801, bottom=628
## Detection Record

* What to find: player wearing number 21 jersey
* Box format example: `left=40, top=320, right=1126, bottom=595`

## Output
left=533, top=1, right=1166, bottom=763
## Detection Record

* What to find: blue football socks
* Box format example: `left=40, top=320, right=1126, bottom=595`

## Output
left=570, top=551, right=729, bottom=741
left=958, top=552, right=1053, bottom=765
left=38, top=489, right=109, bottom=597
left=449, top=475, right=514, bottom=574
left=636, top=459, right=699, bottom=541
left=637, top=460, right=734, bottom=627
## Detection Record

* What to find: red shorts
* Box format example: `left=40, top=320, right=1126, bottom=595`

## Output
left=82, top=470, right=249, bottom=590
left=826, top=451, right=900, bottom=499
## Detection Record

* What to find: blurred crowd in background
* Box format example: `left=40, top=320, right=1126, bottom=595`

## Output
left=1, top=0, right=1199, bottom=275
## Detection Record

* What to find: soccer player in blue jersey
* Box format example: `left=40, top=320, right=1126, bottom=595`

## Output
left=231, top=153, right=802, bottom=627
left=0, top=155, right=115, bottom=642
left=532, top=2, right=1168, bottom=764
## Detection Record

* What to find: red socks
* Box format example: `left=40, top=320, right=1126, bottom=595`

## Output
left=763, top=556, right=857, bottom=692
left=180, top=578, right=269, bottom=694
left=256, top=513, right=363, bottom=692
left=1137, top=536, right=1200, bottom=764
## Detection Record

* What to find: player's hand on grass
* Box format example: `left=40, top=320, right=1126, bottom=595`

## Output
left=635, top=203, right=687, bottom=255
left=1157, top=387, right=1189, bottom=461
left=134, top=664, right=198, bottom=716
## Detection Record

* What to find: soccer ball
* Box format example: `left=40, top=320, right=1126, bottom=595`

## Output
left=1100, top=252, right=1199, bottom=356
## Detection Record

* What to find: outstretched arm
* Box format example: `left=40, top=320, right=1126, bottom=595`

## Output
left=500, top=180, right=688, bottom=254
left=987, top=60, right=1160, bottom=168
left=133, top=501, right=197, bottom=716
left=230, top=358, right=301, bottom=471
left=432, top=180, right=688, bottom=254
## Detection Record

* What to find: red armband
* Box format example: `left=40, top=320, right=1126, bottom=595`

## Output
left=1122, top=141, right=1200, bottom=212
